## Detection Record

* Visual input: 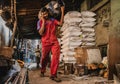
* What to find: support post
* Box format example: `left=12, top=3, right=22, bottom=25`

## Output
left=108, top=0, right=120, bottom=80
left=10, top=0, right=17, bottom=47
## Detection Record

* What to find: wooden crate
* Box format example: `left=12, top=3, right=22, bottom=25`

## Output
left=74, top=47, right=102, bottom=64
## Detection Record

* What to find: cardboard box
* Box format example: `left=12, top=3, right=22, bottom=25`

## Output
left=0, top=47, right=14, bottom=58
left=74, top=47, right=102, bottom=64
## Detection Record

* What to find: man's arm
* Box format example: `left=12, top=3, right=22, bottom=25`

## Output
left=39, top=18, right=45, bottom=35
left=57, top=0, right=65, bottom=26
left=59, top=6, right=65, bottom=25
left=57, top=6, right=65, bottom=26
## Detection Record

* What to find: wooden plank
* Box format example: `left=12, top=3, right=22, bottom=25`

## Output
left=16, top=0, right=47, bottom=9
left=11, top=0, right=17, bottom=47
left=19, top=68, right=27, bottom=84
left=90, top=0, right=109, bottom=11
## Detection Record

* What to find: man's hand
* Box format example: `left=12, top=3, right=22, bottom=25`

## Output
left=40, top=13, right=45, bottom=22
left=39, top=14, right=45, bottom=35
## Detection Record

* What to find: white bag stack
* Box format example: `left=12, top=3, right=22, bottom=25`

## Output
left=60, top=11, right=97, bottom=63
left=61, top=11, right=82, bottom=63
left=80, top=11, right=96, bottom=47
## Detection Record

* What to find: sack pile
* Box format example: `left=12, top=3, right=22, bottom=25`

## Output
left=80, top=11, right=96, bottom=47
left=61, top=11, right=82, bottom=63
left=61, top=11, right=96, bottom=63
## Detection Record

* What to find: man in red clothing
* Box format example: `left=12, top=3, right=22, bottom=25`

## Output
left=38, top=6, right=64, bottom=82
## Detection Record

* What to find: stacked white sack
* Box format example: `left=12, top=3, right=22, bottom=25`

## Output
left=61, top=11, right=82, bottom=63
left=80, top=11, right=96, bottom=47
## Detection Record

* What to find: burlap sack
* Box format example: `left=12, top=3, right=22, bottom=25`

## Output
left=0, top=47, right=14, bottom=58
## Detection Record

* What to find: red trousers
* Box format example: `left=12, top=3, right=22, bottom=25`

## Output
left=41, top=43, right=60, bottom=76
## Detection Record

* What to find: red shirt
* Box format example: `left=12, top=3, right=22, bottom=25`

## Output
left=40, top=18, right=59, bottom=46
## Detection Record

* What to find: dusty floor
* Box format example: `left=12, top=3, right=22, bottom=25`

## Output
left=28, top=68, right=114, bottom=84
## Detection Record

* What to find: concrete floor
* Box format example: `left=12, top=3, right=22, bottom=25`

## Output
left=28, top=68, right=114, bottom=84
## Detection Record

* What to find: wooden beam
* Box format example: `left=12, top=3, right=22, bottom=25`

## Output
left=10, top=0, right=17, bottom=47
left=90, top=0, right=109, bottom=11
left=17, top=9, right=40, bottom=12
left=16, top=1, right=42, bottom=9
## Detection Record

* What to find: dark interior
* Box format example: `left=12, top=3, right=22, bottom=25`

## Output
left=0, top=0, right=83, bottom=39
